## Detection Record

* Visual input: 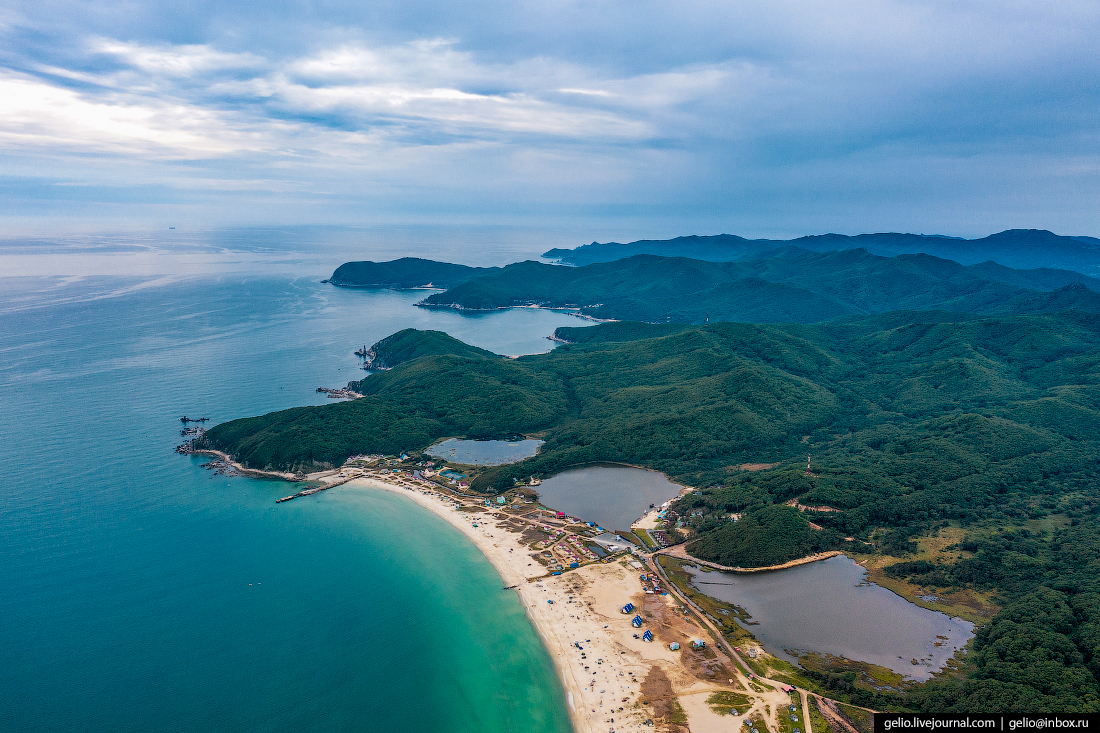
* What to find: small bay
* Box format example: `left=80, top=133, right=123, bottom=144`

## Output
left=0, top=275, right=578, bottom=732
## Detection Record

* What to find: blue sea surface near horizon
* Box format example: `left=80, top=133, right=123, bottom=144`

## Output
left=0, top=272, right=582, bottom=732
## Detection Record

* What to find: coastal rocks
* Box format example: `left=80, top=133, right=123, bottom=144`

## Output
left=200, top=458, right=243, bottom=477
left=316, top=386, right=363, bottom=399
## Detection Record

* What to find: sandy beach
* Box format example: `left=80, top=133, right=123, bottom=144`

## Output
left=331, top=473, right=801, bottom=733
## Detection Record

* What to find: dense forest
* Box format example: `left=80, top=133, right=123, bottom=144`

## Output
left=360, top=328, right=499, bottom=370
left=326, top=257, right=496, bottom=288
left=417, top=248, right=1100, bottom=323
left=200, top=312, right=1100, bottom=712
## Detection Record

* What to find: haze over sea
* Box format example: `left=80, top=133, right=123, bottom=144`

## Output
left=0, top=230, right=581, bottom=732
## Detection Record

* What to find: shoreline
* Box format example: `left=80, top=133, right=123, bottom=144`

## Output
left=343, top=475, right=634, bottom=733
left=240, top=462, right=873, bottom=732
left=657, top=546, right=845, bottom=574
left=335, top=473, right=787, bottom=733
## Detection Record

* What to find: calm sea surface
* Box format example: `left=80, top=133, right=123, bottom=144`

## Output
left=684, top=555, right=973, bottom=680
left=0, top=275, right=581, bottom=732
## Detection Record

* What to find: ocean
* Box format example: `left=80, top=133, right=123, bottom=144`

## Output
left=0, top=271, right=583, bottom=732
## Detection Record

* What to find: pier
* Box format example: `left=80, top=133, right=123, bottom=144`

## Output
left=275, top=476, right=356, bottom=503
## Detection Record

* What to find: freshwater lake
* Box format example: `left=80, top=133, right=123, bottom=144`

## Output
left=534, top=465, right=685, bottom=531
left=684, top=555, right=973, bottom=680
left=427, top=438, right=545, bottom=465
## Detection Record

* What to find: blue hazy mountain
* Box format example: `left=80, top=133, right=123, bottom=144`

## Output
left=543, top=229, right=1100, bottom=274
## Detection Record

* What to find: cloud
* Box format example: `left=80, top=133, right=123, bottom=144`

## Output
left=0, top=70, right=259, bottom=157
left=93, top=40, right=264, bottom=77
left=0, top=0, right=1097, bottom=235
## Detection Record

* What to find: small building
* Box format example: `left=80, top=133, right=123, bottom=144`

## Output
left=690, top=639, right=706, bottom=650
left=621, top=603, right=635, bottom=614
left=631, top=615, right=644, bottom=628
left=669, top=642, right=680, bottom=651
left=642, top=629, right=653, bottom=642
left=496, top=496, right=507, bottom=504
left=781, top=685, right=795, bottom=693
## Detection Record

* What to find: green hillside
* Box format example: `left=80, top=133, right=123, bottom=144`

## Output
left=361, top=328, right=498, bottom=370
left=688, top=505, right=837, bottom=567
left=418, top=250, right=1100, bottom=323
left=200, top=316, right=1100, bottom=712
left=327, top=257, right=496, bottom=288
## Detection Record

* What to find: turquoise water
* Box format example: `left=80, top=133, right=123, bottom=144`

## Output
left=0, top=276, right=580, bottom=732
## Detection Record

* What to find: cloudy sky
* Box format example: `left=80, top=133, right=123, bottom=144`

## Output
left=2, top=0, right=1098, bottom=238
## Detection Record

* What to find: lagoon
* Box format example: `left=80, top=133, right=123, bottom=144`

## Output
left=684, top=555, right=973, bottom=680
left=427, top=438, right=545, bottom=465
left=534, top=465, right=685, bottom=531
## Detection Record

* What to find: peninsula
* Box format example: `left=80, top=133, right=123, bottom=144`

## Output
left=196, top=309, right=1100, bottom=715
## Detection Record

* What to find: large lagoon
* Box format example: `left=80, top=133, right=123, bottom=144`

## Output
left=535, top=464, right=685, bottom=531
left=684, top=555, right=973, bottom=680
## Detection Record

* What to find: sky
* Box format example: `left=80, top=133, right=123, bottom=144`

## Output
left=1, top=0, right=1099, bottom=240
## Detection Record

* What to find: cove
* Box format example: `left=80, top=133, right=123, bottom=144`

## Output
left=684, top=555, right=973, bottom=680
left=535, top=465, right=685, bottom=532
left=0, top=275, right=576, bottom=733
left=427, top=438, right=544, bottom=465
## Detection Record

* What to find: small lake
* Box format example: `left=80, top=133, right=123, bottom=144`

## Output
left=534, top=465, right=684, bottom=531
left=427, top=438, right=545, bottom=466
left=684, top=555, right=973, bottom=680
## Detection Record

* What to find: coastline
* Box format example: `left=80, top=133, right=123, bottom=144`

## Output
left=344, top=475, right=638, bottom=733
left=336, top=474, right=774, bottom=733
left=657, top=546, right=845, bottom=574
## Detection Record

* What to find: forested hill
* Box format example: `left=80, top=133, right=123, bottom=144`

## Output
left=200, top=316, right=1100, bottom=712
left=544, top=229, right=1100, bottom=273
left=326, top=257, right=497, bottom=288
left=361, top=329, right=498, bottom=370
left=418, top=249, right=1100, bottom=323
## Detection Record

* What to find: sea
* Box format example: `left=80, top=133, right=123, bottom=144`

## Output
left=0, top=231, right=587, bottom=733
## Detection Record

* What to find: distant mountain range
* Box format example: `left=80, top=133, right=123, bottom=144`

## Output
left=544, top=229, right=1100, bottom=274
left=411, top=247, right=1100, bottom=323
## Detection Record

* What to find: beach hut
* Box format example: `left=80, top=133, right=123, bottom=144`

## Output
left=621, top=603, right=635, bottom=614
left=669, top=642, right=680, bottom=651
left=642, top=629, right=653, bottom=642
left=690, top=639, right=706, bottom=650
left=631, top=615, right=644, bottom=628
